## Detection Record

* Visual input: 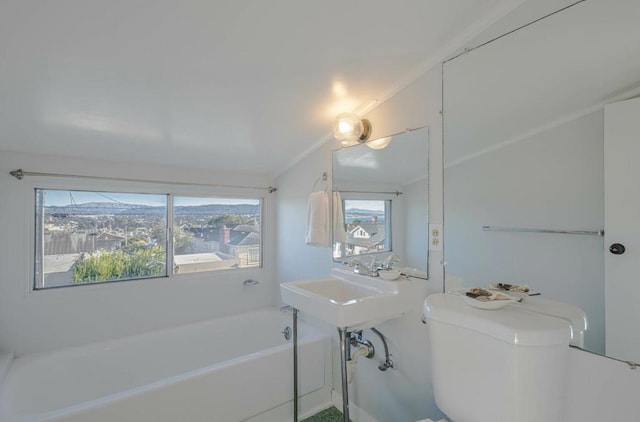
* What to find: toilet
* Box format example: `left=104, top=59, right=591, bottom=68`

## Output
left=423, top=293, right=585, bottom=422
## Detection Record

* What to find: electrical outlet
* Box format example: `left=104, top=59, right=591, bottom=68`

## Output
left=429, top=223, right=443, bottom=251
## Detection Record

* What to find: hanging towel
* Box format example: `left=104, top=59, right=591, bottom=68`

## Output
left=305, top=191, right=330, bottom=247
left=333, top=191, right=347, bottom=243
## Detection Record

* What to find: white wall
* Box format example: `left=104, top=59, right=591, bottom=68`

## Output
left=403, top=178, right=429, bottom=270
left=0, top=151, right=277, bottom=355
left=275, top=66, right=445, bottom=422
left=444, top=111, right=605, bottom=353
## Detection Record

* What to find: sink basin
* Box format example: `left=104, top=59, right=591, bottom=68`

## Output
left=280, top=268, right=413, bottom=329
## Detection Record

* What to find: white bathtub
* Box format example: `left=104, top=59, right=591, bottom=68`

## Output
left=0, top=309, right=329, bottom=422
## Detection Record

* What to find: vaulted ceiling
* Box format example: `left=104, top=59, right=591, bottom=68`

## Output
left=0, top=0, right=522, bottom=176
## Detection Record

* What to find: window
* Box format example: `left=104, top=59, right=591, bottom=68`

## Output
left=172, top=196, right=261, bottom=275
left=34, top=189, right=262, bottom=289
left=333, top=199, right=392, bottom=260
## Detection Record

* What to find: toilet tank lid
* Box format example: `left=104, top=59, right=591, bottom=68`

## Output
left=515, top=296, right=588, bottom=336
left=424, top=293, right=571, bottom=346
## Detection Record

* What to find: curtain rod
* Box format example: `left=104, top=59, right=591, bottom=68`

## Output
left=9, top=169, right=277, bottom=193
left=335, top=189, right=403, bottom=196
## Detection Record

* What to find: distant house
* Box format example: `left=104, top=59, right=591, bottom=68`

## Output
left=173, top=252, right=238, bottom=274
left=227, top=225, right=261, bottom=266
left=175, top=224, right=261, bottom=272
left=94, top=231, right=127, bottom=251
left=346, top=223, right=386, bottom=255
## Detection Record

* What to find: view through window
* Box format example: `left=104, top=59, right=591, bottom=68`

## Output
left=173, top=196, right=261, bottom=275
left=333, top=199, right=391, bottom=260
left=35, top=189, right=262, bottom=289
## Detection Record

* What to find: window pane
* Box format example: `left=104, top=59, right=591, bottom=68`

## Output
left=173, top=196, right=261, bottom=274
left=333, top=199, right=391, bottom=259
left=35, top=189, right=168, bottom=289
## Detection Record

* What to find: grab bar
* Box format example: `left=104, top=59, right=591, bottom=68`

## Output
left=482, top=226, right=604, bottom=236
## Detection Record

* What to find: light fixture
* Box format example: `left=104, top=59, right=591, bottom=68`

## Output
left=332, top=112, right=372, bottom=145
left=366, top=136, right=392, bottom=150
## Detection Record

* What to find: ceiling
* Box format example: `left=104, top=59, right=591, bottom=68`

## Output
left=0, top=0, right=521, bottom=176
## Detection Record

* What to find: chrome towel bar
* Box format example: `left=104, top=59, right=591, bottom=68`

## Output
left=482, top=225, right=604, bottom=236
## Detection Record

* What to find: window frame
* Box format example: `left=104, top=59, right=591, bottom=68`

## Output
left=32, top=183, right=265, bottom=291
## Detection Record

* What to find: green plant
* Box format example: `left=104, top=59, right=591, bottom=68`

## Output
left=72, top=246, right=165, bottom=283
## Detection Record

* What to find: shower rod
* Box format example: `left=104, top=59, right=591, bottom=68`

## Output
left=335, top=189, right=403, bottom=196
left=9, top=169, right=277, bottom=193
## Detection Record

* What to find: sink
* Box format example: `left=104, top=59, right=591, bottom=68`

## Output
left=280, top=268, right=413, bottom=329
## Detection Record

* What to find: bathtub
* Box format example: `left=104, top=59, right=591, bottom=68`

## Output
left=0, top=308, right=330, bottom=422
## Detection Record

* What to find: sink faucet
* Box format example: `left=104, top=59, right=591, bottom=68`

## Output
left=349, top=258, right=380, bottom=277
left=381, top=254, right=400, bottom=270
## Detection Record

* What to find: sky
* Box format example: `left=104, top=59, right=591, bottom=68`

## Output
left=344, top=199, right=386, bottom=212
left=42, top=189, right=260, bottom=207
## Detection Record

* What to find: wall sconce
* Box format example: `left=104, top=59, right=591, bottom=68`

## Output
left=366, top=136, right=392, bottom=150
left=332, top=112, right=372, bottom=145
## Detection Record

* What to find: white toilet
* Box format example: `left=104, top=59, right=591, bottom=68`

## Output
left=423, top=293, right=586, bottom=422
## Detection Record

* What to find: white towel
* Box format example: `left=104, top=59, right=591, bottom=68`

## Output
left=332, top=191, right=347, bottom=243
left=305, top=191, right=330, bottom=247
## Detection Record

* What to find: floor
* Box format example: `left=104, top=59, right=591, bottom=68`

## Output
left=302, top=406, right=346, bottom=422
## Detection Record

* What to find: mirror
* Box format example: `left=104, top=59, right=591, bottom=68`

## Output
left=332, top=127, right=429, bottom=278
left=443, top=0, right=640, bottom=362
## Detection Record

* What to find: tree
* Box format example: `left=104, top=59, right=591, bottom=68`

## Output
left=72, top=246, right=165, bottom=283
left=208, top=214, right=251, bottom=227
left=148, top=225, right=194, bottom=254
left=174, top=226, right=195, bottom=254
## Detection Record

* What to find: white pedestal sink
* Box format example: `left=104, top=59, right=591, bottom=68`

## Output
left=281, top=267, right=415, bottom=422
left=280, top=267, right=414, bottom=330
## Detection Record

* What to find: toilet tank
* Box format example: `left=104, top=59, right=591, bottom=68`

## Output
left=423, top=293, right=571, bottom=422
left=515, top=296, right=588, bottom=348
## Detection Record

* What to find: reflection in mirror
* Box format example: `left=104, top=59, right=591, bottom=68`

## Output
left=332, top=127, right=429, bottom=278
left=443, top=0, right=640, bottom=362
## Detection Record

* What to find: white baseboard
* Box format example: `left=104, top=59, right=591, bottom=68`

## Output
left=331, top=390, right=380, bottom=422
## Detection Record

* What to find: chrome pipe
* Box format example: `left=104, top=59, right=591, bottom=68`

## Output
left=293, top=308, right=299, bottom=422
left=338, top=328, right=351, bottom=422
left=370, top=327, right=394, bottom=371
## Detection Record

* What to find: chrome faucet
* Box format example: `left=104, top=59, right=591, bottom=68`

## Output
left=348, top=254, right=401, bottom=277
left=380, top=254, right=400, bottom=270
left=350, top=257, right=380, bottom=277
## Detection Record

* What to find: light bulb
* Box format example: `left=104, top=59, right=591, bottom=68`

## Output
left=332, top=112, right=364, bottom=143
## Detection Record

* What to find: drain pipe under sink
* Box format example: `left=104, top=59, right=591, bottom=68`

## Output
left=370, top=327, right=394, bottom=371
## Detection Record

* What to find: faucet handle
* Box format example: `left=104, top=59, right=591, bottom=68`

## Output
left=382, top=254, right=400, bottom=270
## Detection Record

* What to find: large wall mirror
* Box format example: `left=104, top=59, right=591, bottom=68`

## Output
left=332, top=127, right=429, bottom=278
left=443, top=0, right=640, bottom=362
